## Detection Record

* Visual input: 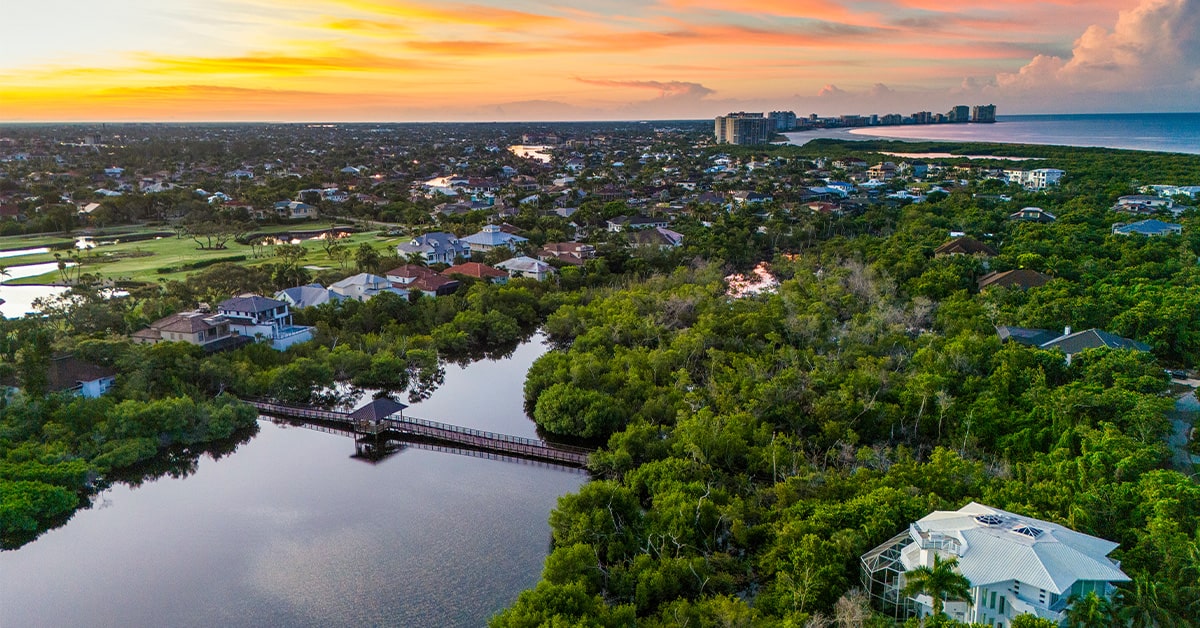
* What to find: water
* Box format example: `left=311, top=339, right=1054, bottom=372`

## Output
left=0, top=336, right=584, bottom=628
left=0, top=261, right=68, bottom=318
left=508, top=145, right=553, bottom=163
left=0, top=246, right=50, bottom=259
left=786, top=113, right=1200, bottom=155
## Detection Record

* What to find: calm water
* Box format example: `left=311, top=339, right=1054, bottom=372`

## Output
left=787, top=113, right=1200, bottom=155
left=0, top=336, right=584, bottom=628
left=0, top=260, right=68, bottom=318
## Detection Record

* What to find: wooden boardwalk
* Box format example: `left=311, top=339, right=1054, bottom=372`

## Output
left=246, top=400, right=592, bottom=468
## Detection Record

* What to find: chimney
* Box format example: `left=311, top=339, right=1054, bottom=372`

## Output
left=1064, top=326, right=1072, bottom=336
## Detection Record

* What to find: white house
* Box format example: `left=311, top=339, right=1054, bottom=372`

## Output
left=495, top=256, right=556, bottom=281
left=460, top=224, right=528, bottom=253
left=328, top=273, right=408, bottom=302
left=861, top=502, right=1129, bottom=626
left=1005, top=168, right=1065, bottom=190
left=396, top=232, right=471, bottom=265
left=216, top=295, right=313, bottom=350
left=275, top=283, right=344, bottom=309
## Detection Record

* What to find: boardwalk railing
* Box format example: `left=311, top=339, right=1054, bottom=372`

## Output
left=246, top=400, right=592, bottom=467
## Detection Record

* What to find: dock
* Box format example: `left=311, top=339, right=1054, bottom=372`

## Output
left=245, top=399, right=592, bottom=468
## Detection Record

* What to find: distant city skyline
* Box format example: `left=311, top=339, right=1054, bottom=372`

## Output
left=2, top=0, right=1198, bottom=122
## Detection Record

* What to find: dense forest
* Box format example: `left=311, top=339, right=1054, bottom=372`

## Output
left=1, top=140, right=1198, bottom=626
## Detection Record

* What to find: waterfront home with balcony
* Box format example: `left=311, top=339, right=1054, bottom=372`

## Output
left=216, top=295, right=313, bottom=350
left=861, top=502, right=1128, bottom=626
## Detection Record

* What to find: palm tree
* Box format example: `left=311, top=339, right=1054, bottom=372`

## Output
left=1063, top=592, right=1117, bottom=628
left=1117, top=576, right=1182, bottom=628
left=901, top=554, right=973, bottom=617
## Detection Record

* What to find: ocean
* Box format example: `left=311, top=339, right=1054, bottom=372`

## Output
left=784, top=113, right=1200, bottom=155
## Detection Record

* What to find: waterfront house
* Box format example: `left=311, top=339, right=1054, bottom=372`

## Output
left=460, top=224, right=529, bottom=253
left=396, top=232, right=471, bottom=265
left=1112, top=219, right=1182, bottom=236
left=216, top=295, right=313, bottom=350
left=861, top=502, right=1128, bottom=625
left=274, top=283, right=344, bottom=309
left=384, top=265, right=460, bottom=296
left=132, top=310, right=249, bottom=352
left=48, top=354, right=116, bottom=398
left=273, top=200, right=318, bottom=220
left=495, top=256, right=556, bottom=281
left=328, top=273, right=408, bottom=302
left=977, top=269, right=1052, bottom=291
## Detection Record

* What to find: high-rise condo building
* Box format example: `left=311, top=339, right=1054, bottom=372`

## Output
left=714, top=113, right=772, bottom=145
left=972, top=104, right=997, bottom=123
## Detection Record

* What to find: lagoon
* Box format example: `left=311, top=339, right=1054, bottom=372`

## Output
left=0, top=336, right=583, bottom=628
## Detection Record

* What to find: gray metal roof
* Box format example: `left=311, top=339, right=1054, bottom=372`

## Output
left=218, top=294, right=287, bottom=313
left=900, top=502, right=1128, bottom=594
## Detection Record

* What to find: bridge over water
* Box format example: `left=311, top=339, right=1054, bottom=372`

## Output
left=246, top=399, right=592, bottom=469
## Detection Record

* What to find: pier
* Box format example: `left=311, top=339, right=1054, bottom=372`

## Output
left=246, top=399, right=592, bottom=468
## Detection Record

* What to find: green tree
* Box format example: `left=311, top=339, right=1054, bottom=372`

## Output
left=901, top=555, right=973, bottom=618
left=1063, top=592, right=1117, bottom=628
left=1010, top=615, right=1057, bottom=628
left=356, top=242, right=381, bottom=273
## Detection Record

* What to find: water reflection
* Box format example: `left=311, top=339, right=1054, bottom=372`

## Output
left=0, top=335, right=583, bottom=628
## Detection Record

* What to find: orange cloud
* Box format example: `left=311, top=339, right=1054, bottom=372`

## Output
left=573, top=78, right=715, bottom=99
left=321, top=0, right=565, bottom=29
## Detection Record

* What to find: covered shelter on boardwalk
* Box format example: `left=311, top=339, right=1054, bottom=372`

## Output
left=349, top=397, right=408, bottom=433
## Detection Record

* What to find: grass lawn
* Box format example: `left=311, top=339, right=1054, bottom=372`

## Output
left=5, top=231, right=403, bottom=285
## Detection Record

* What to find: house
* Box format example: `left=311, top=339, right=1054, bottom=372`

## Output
left=384, top=265, right=460, bottom=296
left=997, top=325, right=1149, bottom=362
left=1112, top=219, right=1182, bottom=236
left=1114, top=195, right=1173, bottom=214
left=538, top=242, right=596, bottom=266
left=443, top=262, right=509, bottom=283
left=47, top=354, right=116, bottom=398
left=216, top=295, right=313, bottom=350
left=607, top=215, right=669, bottom=232
left=934, top=237, right=997, bottom=257
left=629, top=226, right=684, bottom=249
left=1008, top=207, right=1056, bottom=223
left=1039, top=327, right=1150, bottom=359
left=564, top=158, right=585, bottom=172
left=328, top=274, right=408, bottom=302
left=731, top=191, right=773, bottom=205
left=976, top=269, right=1052, bottom=291
left=460, top=224, right=529, bottom=253
left=274, top=283, right=345, bottom=309
left=1005, top=168, right=1065, bottom=190
left=396, top=232, right=471, bottom=265
left=861, top=502, right=1129, bottom=625
left=495, top=256, right=556, bottom=281
left=995, top=326, right=1063, bottom=347
left=274, top=200, right=318, bottom=220
left=867, top=162, right=897, bottom=180
left=132, top=310, right=248, bottom=352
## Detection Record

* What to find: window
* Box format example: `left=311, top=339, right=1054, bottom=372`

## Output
left=990, top=591, right=996, bottom=609
left=999, top=595, right=1006, bottom=614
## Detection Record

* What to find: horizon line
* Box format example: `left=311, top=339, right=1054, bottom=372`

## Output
left=2, top=111, right=1200, bottom=126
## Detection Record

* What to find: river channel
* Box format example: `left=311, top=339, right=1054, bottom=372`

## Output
left=0, top=336, right=584, bottom=627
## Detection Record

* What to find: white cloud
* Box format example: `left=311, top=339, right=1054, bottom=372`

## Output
left=987, top=0, right=1200, bottom=110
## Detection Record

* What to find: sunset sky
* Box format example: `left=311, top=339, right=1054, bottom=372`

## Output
left=2, top=0, right=1197, bottom=121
